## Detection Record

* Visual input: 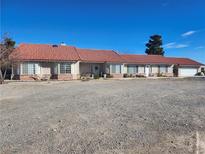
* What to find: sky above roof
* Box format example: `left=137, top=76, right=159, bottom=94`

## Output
left=1, top=0, right=205, bottom=63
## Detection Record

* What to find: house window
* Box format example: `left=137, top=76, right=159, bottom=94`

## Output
left=110, top=64, right=121, bottom=74
left=159, top=66, right=168, bottom=73
left=22, top=63, right=36, bottom=75
left=127, top=65, right=138, bottom=74
left=60, top=63, right=71, bottom=74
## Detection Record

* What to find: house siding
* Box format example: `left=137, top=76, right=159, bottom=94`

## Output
left=11, top=44, right=204, bottom=80
left=12, top=61, right=78, bottom=80
left=138, top=66, right=145, bottom=74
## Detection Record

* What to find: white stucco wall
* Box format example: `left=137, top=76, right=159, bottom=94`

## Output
left=167, top=65, right=174, bottom=73
left=123, top=65, right=127, bottom=74
left=71, top=61, right=80, bottom=79
left=151, top=66, right=158, bottom=73
left=121, top=64, right=125, bottom=74
left=40, top=63, right=50, bottom=75
left=138, top=66, right=145, bottom=73
left=71, top=61, right=80, bottom=74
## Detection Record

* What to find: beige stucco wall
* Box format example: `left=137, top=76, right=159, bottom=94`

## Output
left=151, top=66, right=158, bottom=73
left=123, top=65, right=127, bottom=74
left=71, top=61, right=80, bottom=79
left=118, top=64, right=125, bottom=74
left=40, top=63, right=51, bottom=75
left=138, top=66, right=145, bottom=74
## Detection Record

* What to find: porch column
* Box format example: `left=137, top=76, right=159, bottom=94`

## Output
left=122, top=64, right=127, bottom=74
left=72, top=61, right=80, bottom=79
left=20, top=63, right=22, bottom=75
left=11, top=63, right=14, bottom=80
left=57, top=63, right=60, bottom=74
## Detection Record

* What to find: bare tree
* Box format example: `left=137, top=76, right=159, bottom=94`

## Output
left=0, top=34, right=17, bottom=84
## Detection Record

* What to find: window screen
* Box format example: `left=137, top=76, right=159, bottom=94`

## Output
left=127, top=65, right=138, bottom=74
left=60, top=63, right=71, bottom=74
left=110, top=64, right=121, bottom=74
left=22, top=63, right=36, bottom=75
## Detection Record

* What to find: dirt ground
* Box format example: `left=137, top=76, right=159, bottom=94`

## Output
left=0, top=78, right=205, bottom=154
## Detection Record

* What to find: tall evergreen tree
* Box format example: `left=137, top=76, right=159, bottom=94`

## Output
left=145, top=35, right=164, bottom=56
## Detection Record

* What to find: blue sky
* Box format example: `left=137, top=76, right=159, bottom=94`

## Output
left=1, top=0, right=205, bottom=63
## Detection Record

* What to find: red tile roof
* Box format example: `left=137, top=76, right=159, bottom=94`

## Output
left=11, top=44, right=203, bottom=66
left=121, top=54, right=203, bottom=66
left=11, top=44, right=123, bottom=63
left=166, top=57, right=204, bottom=66
left=76, top=48, right=123, bottom=63
left=11, top=44, right=80, bottom=61
left=121, top=55, right=168, bottom=64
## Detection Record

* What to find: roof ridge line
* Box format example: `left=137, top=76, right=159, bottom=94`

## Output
left=73, top=47, right=82, bottom=61
left=112, top=50, right=125, bottom=62
left=121, top=54, right=163, bottom=56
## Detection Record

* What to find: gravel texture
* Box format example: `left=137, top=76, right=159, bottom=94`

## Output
left=0, top=79, right=205, bottom=154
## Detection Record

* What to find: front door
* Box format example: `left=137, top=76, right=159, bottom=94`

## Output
left=92, top=64, right=100, bottom=75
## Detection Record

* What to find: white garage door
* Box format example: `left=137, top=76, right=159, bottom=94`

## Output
left=179, top=68, right=197, bottom=77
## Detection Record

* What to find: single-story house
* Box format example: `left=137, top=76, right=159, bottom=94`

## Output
left=10, top=43, right=204, bottom=80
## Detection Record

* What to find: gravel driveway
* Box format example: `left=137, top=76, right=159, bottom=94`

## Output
left=0, top=79, right=205, bottom=154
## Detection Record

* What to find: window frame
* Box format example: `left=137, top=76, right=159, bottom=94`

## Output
left=59, top=63, right=71, bottom=74
left=110, top=64, right=121, bottom=74
left=21, top=62, right=36, bottom=75
left=127, top=65, right=138, bottom=74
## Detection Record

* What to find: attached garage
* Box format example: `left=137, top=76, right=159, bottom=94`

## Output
left=178, top=67, right=198, bottom=77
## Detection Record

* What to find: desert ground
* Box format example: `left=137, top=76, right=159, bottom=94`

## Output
left=0, top=78, right=205, bottom=154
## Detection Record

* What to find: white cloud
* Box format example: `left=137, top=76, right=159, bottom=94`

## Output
left=164, top=42, right=189, bottom=49
left=164, top=42, right=176, bottom=48
left=174, top=44, right=189, bottom=48
left=195, top=46, right=204, bottom=49
left=181, top=30, right=196, bottom=37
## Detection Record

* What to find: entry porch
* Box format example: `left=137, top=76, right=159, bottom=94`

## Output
left=79, top=62, right=123, bottom=78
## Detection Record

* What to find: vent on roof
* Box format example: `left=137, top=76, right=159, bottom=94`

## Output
left=52, top=44, right=58, bottom=47
left=60, top=42, right=66, bottom=46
